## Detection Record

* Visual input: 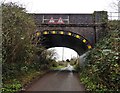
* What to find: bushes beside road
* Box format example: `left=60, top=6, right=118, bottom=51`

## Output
left=79, top=21, right=120, bottom=91
left=2, top=2, right=57, bottom=93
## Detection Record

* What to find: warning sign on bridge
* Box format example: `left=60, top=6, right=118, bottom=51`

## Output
left=48, top=17, right=55, bottom=24
left=57, top=17, right=64, bottom=24
left=47, top=17, right=65, bottom=24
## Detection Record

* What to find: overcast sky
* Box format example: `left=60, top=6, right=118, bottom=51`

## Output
left=2, top=0, right=119, bottom=61
left=3, top=0, right=119, bottom=13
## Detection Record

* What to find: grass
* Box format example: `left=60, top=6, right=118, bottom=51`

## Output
left=19, top=70, right=46, bottom=86
left=50, top=65, right=66, bottom=70
left=2, top=69, right=48, bottom=93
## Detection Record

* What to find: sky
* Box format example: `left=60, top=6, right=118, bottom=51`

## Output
left=2, top=0, right=118, bottom=13
left=48, top=47, right=78, bottom=61
left=2, top=0, right=119, bottom=61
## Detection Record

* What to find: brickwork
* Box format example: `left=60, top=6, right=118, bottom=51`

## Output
left=31, top=11, right=107, bottom=55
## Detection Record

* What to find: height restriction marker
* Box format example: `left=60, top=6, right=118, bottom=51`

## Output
left=48, top=17, right=55, bottom=24
left=57, top=17, right=64, bottom=24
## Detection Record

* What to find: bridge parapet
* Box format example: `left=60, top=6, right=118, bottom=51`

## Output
left=93, top=11, right=108, bottom=23
left=31, top=11, right=107, bottom=25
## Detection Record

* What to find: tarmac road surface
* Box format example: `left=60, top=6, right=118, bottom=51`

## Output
left=25, top=70, right=85, bottom=91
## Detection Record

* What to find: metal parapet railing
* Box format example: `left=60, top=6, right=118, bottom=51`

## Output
left=108, top=12, right=120, bottom=20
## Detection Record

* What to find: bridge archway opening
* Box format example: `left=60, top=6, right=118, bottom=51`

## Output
left=35, top=30, right=92, bottom=56
left=47, top=47, right=79, bottom=61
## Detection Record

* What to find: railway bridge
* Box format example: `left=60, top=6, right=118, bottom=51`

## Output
left=31, top=11, right=107, bottom=55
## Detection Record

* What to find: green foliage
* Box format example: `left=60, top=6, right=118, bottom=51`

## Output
left=79, top=28, right=120, bottom=91
left=69, top=57, right=78, bottom=66
left=2, top=2, right=36, bottom=82
left=108, top=20, right=120, bottom=30
left=57, top=61, right=67, bottom=67
left=2, top=2, right=36, bottom=64
left=2, top=2, right=57, bottom=93
left=2, top=79, right=22, bottom=93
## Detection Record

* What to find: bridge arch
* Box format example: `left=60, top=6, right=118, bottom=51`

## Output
left=34, top=30, right=92, bottom=56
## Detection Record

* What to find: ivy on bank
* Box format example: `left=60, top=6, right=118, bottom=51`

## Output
left=79, top=28, right=120, bottom=91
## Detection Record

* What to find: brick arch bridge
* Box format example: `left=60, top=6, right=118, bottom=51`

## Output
left=31, top=11, right=108, bottom=56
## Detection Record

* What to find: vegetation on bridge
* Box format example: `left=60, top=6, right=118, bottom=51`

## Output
left=79, top=21, right=120, bottom=92
left=2, top=3, right=57, bottom=93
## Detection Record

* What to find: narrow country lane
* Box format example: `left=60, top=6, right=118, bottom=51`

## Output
left=25, top=70, right=85, bottom=92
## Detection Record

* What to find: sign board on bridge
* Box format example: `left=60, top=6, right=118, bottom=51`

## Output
left=48, top=17, right=55, bottom=24
left=57, top=17, right=64, bottom=24
left=42, top=15, right=69, bottom=24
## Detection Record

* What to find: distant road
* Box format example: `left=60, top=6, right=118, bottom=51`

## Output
left=25, top=70, right=85, bottom=91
